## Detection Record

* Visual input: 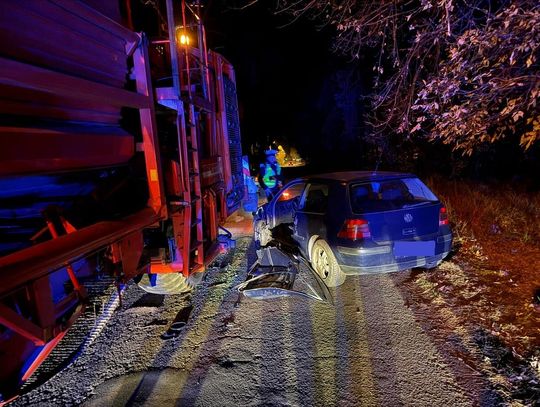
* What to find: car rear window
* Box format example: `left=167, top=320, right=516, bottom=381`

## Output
left=350, top=177, right=438, bottom=213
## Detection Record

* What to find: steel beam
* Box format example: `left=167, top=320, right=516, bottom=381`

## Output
left=211, top=52, right=233, bottom=195
left=0, top=127, right=133, bottom=176
left=0, top=57, right=150, bottom=109
left=133, top=36, right=167, bottom=216
left=48, top=0, right=139, bottom=49
left=0, top=208, right=161, bottom=295
left=0, top=303, right=45, bottom=345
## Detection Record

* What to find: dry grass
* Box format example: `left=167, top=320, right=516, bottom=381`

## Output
left=426, top=176, right=540, bottom=245
left=393, top=176, right=540, bottom=403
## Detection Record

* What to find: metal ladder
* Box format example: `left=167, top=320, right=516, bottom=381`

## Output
left=184, top=103, right=204, bottom=273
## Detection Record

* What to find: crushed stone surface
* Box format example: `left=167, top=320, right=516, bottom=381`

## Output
left=11, top=238, right=478, bottom=406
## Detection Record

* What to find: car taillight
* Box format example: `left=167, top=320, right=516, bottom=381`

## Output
left=338, top=219, right=371, bottom=240
left=439, top=206, right=449, bottom=226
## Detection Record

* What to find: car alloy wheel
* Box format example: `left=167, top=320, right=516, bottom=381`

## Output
left=311, top=239, right=346, bottom=287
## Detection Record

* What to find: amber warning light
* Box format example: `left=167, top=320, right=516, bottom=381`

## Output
left=179, top=34, right=190, bottom=45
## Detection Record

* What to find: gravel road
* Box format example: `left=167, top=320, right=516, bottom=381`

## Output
left=11, top=237, right=478, bottom=406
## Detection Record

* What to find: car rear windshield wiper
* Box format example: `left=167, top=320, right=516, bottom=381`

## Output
left=402, top=201, right=435, bottom=208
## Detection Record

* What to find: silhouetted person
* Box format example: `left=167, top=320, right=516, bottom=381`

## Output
left=258, top=149, right=282, bottom=201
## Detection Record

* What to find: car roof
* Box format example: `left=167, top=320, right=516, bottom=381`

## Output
left=299, top=171, right=416, bottom=183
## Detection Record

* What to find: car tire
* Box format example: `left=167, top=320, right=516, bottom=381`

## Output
left=424, top=259, right=442, bottom=270
left=254, top=220, right=272, bottom=248
left=311, top=239, right=346, bottom=287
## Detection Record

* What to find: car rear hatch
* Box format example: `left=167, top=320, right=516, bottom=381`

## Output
left=349, top=177, right=441, bottom=242
left=361, top=204, right=440, bottom=242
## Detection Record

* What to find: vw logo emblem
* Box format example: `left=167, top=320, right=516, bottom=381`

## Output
left=404, top=213, right=413, bottom=223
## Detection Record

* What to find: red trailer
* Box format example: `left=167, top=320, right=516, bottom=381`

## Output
left=0, top=0, right=244, bottom=400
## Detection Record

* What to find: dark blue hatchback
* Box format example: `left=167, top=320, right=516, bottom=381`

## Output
left=253, top=171, right=452, bottom=287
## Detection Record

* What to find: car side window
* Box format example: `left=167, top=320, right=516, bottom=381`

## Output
left=301, top=183, right=329, bottom=213
left=277, top=183, right=306, bottom=202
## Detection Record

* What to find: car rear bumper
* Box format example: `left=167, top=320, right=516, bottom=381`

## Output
left=335, top=232, right=452, bottom=275
left=339, top=253, right=448, bottom=274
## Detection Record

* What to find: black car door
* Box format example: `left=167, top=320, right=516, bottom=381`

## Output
left=293, top=183, right=329, bottom=256
left=270, top=182, right=307, bottom=228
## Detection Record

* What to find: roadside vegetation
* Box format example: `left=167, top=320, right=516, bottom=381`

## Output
left=430, top=177, right=540, bottom=246
left=274, top=0, right=540, bottom=157
left=430, top=175, right=540, bottom=353
left=398, top=177, right=540, bottom=404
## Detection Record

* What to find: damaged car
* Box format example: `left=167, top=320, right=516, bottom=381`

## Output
left=253, top=171, right=452, bottom=287
left=237, top=246, right=332, bottom=303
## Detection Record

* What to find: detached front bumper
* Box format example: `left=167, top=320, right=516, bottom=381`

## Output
left=335, top=232, right=452, bottom=275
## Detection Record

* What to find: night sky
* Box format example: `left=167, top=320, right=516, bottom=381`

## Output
left=205, top=2, right=367, bottom=171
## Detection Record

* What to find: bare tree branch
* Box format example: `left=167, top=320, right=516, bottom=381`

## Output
left=274, top=0, right=540, bottom=154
